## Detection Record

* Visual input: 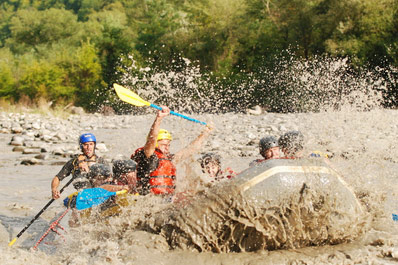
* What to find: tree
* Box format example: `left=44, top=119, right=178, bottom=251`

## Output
left=6, top=8, right=83, bottom=54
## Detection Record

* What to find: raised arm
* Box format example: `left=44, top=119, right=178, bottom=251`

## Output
left=143, top=106, right=170, bottom=158
left=173, top=125, right=213, bottom=164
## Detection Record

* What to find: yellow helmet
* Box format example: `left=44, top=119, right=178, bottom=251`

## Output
left=157, top=129, right=172, bottom=141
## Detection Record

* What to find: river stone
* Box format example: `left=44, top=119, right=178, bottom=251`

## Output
left=96, top=143, right=108, bottom=152
left=35, top=154, right=49, bottom=160
left=21, top=157, right=40, bottom=165
left=12, top=146, right=25, bottom=152
left=40, top=146, right=50, bottom=153
left=246, top=132, right=256, bottom=140
left=37, top=129, right=52, bottom=137
left=11, top=126, right=23, bottom=134
left=23, top=122, right=32, bottom=130
left=52, top=147, right=64, bottom=156
left=1, top=121, right=12, bottom=129
left=24, top=141, right=42, bottom=148
left=41, top=135, right=53, bottom=142
left=23, top=148, right=41, bottom=154
left=10, top=136, right=24, bottom=145
left=64, top=151, right=76, bottom=157
left=52, top=133, right=67, bottom=141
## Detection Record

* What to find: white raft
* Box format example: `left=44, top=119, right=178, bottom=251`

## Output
left=158, top=158, right=366, bottom=252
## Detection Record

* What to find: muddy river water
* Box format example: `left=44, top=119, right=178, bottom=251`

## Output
left=0, top=109, right=398, bottom=264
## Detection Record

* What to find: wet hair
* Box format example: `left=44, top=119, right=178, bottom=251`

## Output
left=278, top=131, right=304, bottom=155
left=112, top=159, right=136, bottom=178
left=88, top=164, right=112, bottom=179
left=198, top=153, right=221, bottom=169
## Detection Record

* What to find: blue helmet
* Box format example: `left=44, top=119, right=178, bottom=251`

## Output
left=79, top=133, right=96, bottom=150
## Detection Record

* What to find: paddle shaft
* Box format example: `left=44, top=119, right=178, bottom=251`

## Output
left=8, top=176, right=75, bottom=246
left=150, top=103, right=207, bottom=125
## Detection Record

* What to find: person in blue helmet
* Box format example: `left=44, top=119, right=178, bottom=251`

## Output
left=51, top=133, right=105, bottom=199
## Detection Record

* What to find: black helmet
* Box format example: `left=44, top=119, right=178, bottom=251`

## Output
left=88, top=164, right=112, bottom=179
left=112, top=159, right=136, bottom=177
left=199, top=153, right=221, bottom=168
left=259, top=136, right=278, bottom=153
left=278, top=131, right=304, bottom=154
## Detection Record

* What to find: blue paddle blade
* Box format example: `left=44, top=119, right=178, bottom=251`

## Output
left=393, top=214, right=398, bottom=221
left=75, top=188, right=117, bottom=210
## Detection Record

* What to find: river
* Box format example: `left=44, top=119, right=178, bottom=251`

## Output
left=1, top=107, right=398, bottom=264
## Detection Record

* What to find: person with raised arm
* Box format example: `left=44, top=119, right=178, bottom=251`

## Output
left=131, top=106, right=212, bottom=197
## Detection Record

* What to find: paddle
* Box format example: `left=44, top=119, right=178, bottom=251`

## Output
left=8, top=176, right=75, bottom=247
left=64, top=187, right=127, bottom=211
left=114, top=83, right=207, bottom=125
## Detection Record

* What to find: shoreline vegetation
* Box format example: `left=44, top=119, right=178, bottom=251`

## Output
left=0, top=0, right=397, bottom=114
left=0, top=98, right=85, bottom=117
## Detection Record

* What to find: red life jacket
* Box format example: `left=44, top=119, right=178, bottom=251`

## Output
left=149, top=149, right=176, bottom=195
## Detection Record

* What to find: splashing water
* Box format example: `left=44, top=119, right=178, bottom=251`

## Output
left=113, top=53, right=395, bottom=114
left=2, top=55, right=398, bottom=264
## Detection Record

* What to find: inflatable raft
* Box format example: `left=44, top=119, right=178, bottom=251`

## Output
left=236, top=158, right=362, bottom=215
left=157, top=158, right=365, bottom=252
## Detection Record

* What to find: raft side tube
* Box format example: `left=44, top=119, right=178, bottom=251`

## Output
left=231, top=159, right=363, bottom=215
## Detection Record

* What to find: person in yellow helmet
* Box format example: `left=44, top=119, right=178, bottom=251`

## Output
left=131, top=105, right=212, bottom=197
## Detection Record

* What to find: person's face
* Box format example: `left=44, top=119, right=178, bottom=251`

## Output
left=92, top=175, right=111, bottom=187
left=82, top=141, right=95, bottom=157
left=264, top=146, right=280, bottom=159
left=157, top=139, right=171, bottom=154
left=204, top=161, right=221, bottom=178
left=122, top=171, right=137, bottom=186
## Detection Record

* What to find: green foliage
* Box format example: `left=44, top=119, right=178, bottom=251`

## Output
left=6, top=8, right=84, bottom=54
left=0, top=0, right=397, bottom=111
left=0, top=61, right=15, bottom=99
left=71, top=42, right=103, bottom=110
left=133, top=0, right=182, bottom=68
left=17, top=60, right=73, bottom=102
left=88, top=4, right=134, bottom=90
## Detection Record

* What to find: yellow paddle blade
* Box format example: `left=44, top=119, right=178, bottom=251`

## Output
left=8, top=238, right=17, bottom=247
left=115, top=189, right=128, bottom=196
left=113, top=83, right=150, bottom=107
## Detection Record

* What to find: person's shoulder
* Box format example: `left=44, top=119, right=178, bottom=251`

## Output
left=131, top=147, right=145, bottom=159
left=63, top=156, right=78, bottom=166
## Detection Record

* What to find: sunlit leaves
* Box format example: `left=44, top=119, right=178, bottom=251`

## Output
left=7, top=8, right=82, bottom=54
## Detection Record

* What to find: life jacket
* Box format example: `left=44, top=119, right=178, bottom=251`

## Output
left=149, top=149, right=176, bottom=195
left=132, top=147, right=176, bottom=195
left=72, top=154, right=102, bottom=190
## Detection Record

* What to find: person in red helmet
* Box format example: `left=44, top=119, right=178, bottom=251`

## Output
left=132, top=106, right=212, bottom=197
left=51, top=133, right=105, bottom=199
